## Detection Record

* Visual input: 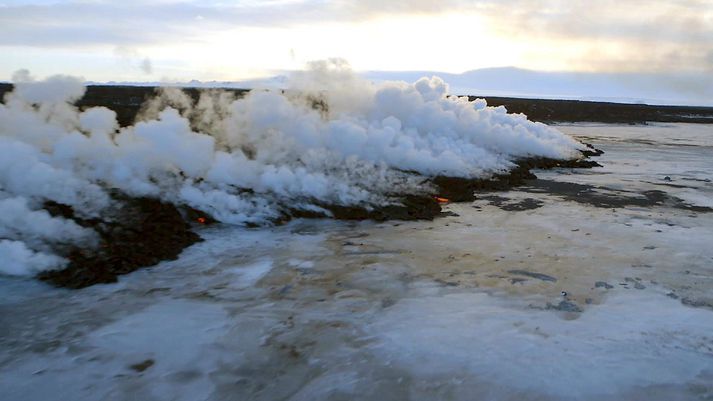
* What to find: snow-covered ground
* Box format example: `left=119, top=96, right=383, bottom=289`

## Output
left=1, top=123, right=712, bottom=401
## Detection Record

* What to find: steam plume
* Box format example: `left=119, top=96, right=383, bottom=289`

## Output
left=0, top=60, right=584, bottom=276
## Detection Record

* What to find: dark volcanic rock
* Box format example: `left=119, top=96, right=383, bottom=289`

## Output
left=595, top=281, right=614, bottom=289
left=129, top=359, right=155, bottom=372
left=287, top=194, right=443, bottom=222
left=508, top=270, right=557, bottom=282
left=329, top=195, right=442, bottom=221
left=467, top=94, right=713, bottom=125
left=500, top=198, right=544, bottom=211
left=479, top=195, right=510, bottom=207
left=581, top=143, right=605, bottom=157
left=480, top=196, right=544, bottom=211
left=432, top=164, right=537, bottom=202
left=520, top=180, right=662, bottom=208
left=43, top=201, right=77, bottom=221
left=681, top=297, right=713, bottom=310
left=38, top=198, right=202, bottom=289
left=431, top=151, right=603, bottom=203
left=547, top=300, right=583, bottom=313
left=520, top=179, right=712, bottom=212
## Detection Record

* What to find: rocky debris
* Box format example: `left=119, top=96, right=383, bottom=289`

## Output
left=38, top=197, right=202, bottom=289
left=478, top=195, right=509, bottom=207
left=500, top=198, right=545, bottom=211
left=432, top=165, right=537, bottom=202
left=595, top=281, right=614, bottom=289
left=624, top=277, right=647, bottom=290
left=508, top=270, right=557, bottom=282
left=479, top=196, right=544, bottom=211
left=325, top=195, right=442, bottom=222
left=520, top=179, right=713, bottom=212
left=129, top=359, right=155, bottom=372
left=665, top=292, right=713, bottom=311
left=581, top=143, right=605, bottom=157
left=285, top=194, right=443, bottom=223
left=430, top=149, right=603, bottom=203
left=546, top=300, right=583, bottom=313
left=381, top=297, right=396, bottom=308
left=522, top=180, right=656, bottom=208
left=439, top=211, right=460, bottom=217
left=681, top=298, right=713, bottom=310
left=676, top=203, right=713, bottom=213
left=519, top=156, right=603, bottom=170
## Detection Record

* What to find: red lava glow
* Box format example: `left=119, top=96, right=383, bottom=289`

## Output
left=197, top=217, right=207, bottom=224
left=435, top=197, right=450, bottom=204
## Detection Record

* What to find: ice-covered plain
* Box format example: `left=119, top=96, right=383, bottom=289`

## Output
left=1, top=122, right=712, bottom=401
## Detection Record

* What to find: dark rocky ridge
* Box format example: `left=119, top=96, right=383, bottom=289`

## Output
left=3, top=83, right=712, bottom=126
left=32, top=150, right=603, bottom=289
left=466, top=95, right=713, bottom=124
left=433, top=153, right=602, bottom=202
left=1, top=83, right=609, bottom=288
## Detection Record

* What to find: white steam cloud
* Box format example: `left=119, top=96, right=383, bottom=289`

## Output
left=0, top=60, right=584, bottom=276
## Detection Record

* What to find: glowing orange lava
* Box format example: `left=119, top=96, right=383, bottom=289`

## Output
left=197, top=217, right=207, bottom=224
left=435, top=197, right=450, bottom=204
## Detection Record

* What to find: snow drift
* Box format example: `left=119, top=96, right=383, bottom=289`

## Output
left=0, top=60, right=585, bottom=276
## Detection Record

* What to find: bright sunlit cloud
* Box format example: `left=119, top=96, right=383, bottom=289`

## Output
left=0, top=0, right=711, bottom=81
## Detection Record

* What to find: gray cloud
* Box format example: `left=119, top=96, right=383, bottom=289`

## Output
left=2, top=1, right=709, bottom=44
left=0, top=1, right=347, bottom=46
left=475, top=0, right=713, bottom=72
left=705, top=49, right=713, bottom=69
left=113, top=46, right=153, bottom=75
left=140, top=58, right=153, bottom=75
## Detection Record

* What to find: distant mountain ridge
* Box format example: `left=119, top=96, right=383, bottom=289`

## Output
left=363, top=67, right=713, bottom=107
left=2, top=82, right=711, bottom=125
left=4, top=67, right=710, bottom=107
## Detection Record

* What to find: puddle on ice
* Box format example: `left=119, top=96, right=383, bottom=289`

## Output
left=1, top=123, right=713, bottom=400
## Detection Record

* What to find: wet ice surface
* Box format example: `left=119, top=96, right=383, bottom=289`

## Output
left=1, top=123, right=713, bottom=401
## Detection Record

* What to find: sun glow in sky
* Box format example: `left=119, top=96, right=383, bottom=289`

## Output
left=0, top=0, right=712, bottom=83
left=2, top=11, right=527, bottom=81
left=153, top=13, right=532, bottom=80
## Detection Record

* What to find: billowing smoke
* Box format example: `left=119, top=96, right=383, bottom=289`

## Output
left=0, top=60, right=584, bottom=276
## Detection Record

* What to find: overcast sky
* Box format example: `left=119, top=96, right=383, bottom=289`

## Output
left=1, top=0, right=712, bottom=83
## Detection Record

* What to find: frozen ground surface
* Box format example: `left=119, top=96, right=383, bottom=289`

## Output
left=1, top=123, right=712, bottom=401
